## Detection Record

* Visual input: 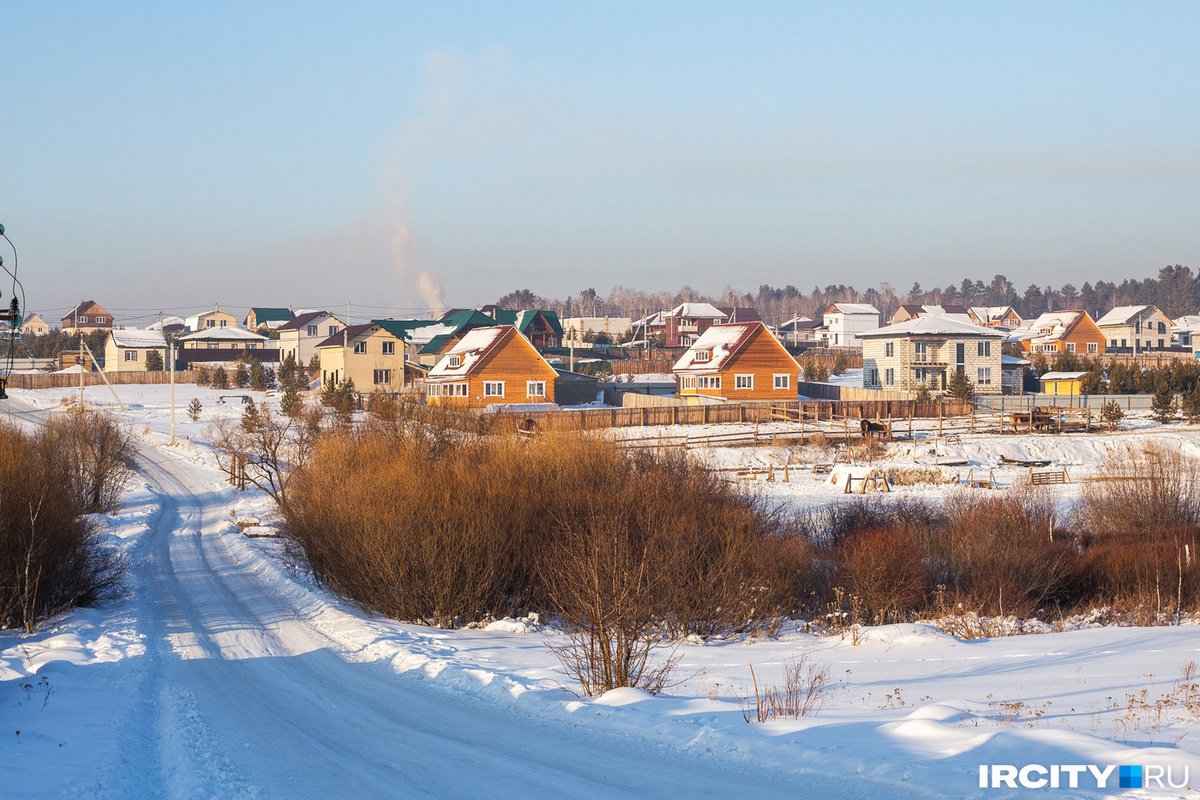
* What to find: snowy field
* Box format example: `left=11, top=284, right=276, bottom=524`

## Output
left=3, top=384, right=1200, bottom=798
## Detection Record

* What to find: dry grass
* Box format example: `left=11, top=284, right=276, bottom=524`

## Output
left=742, top=657, right=831, bottom=722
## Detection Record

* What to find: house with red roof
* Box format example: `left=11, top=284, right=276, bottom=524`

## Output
left=425, top=325, right=558, bottom=409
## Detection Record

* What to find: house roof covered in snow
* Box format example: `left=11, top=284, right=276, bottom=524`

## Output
left=672, top=322, right=796, bottom=373
left=428, top=325, right=524, bottom=378
left=179, top=327, right=268, bottom=342
left=1020, top=311, right=1089, bottom=344
left=667, top=302, right=726, bottom=320
left=1095, top=305, right=1158, bottom=327
left=859, top=315, right=1003, bottom=339
left=1040, top=371, right=1087, bottom=381
left=109, top=328, right=167, bottom=348
left=825, top=303, right=880, bottom=316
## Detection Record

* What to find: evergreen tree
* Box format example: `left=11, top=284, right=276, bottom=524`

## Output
left=914, top=383, right=933, bottom=403
left=145, top=350, right=164, bottom=371
left=1101, top=400, right=1124, bottom=431
left=187, top=397, right=203, bottom=422
left=1151, top=384, right=1178, bottom=424
left=250, top=360, right=266, bottom=391
left=831, top=351, right=849, bottom=376
left=1182, top=384, right=1200, bottom=424
left=280, top=384, right=303, bottom=417
left=945, top=370, right=976, bottom=402
left=234, top=361, right=250, bottom=388
left=212, top=366, right=229, bottom=389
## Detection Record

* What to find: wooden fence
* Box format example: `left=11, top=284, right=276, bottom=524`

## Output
left=6, top=371, right=200, bottom=390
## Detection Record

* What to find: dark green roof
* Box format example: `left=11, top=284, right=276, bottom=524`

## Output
left=440, top=309, right=496, bottom=329
left=492, top=309, right=563, bottom=337
left=248, top=307, right=293, bottom=322
left=419, top=333, right=454, bottom=355
left=372, top=319, right=440, bottom=341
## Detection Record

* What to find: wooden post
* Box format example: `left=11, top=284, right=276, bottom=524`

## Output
left=938, top=403, right=943, bottom=437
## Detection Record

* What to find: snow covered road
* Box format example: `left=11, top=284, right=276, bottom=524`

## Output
left=4, top=397, right=903, bottom=798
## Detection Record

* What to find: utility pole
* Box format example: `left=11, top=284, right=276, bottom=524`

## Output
left=79, top=324, right=85, bottom=407
left=163, top=312, right=176, bottom=445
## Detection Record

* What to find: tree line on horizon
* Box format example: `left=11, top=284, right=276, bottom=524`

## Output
left=496, top=263, right=1200, bottom=326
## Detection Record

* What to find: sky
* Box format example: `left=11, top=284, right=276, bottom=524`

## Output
left=4, top=1, right=1200, bottom=324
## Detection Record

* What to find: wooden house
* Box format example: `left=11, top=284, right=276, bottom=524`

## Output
left=61, top=300, right=114, bottom=335
left=185, top=309, right=239, bottom=332
left=178, top=327, right=276, bottom=367
left=662, top=303, right=727, bottom=347
left=968, top=306, right=1023, bottom=329
left=19, top=313, right=49, bottom=335
left=1014, top=311, right=1106, bottom=356
left=492, top=309, right=564, bottom=348
left=244, top=307, right=295, bottom=331
left=672, top=322, right=800, bottom=403
left=425, top=325, right=559, bottom=409
left=1039, top=371, right=1087, bottom=396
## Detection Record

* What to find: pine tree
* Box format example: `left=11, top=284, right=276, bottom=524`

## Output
left=280, top=384, right=303, bottom=417
left=1101, top=400, right=1124, bottom=431
left=250, top=360, right=266, bottom=391
left=212, top=366, right=229, bottom=389
left=1182, top=384, right=1200, bottom=424
left=1151, top=384, right=1178, bottom=424
left=187, top=397, right=203, bottom=422
left=145, top=350, right=163, bottom=371
left=804, top=360, right=829, bottom=383
left=234, top=361, right=250, bottom=388
left=946, top=370, right=976, bottom=402
left=914, top=383, right=933, bottom=403
left=831, top=351, right=849, bottom=376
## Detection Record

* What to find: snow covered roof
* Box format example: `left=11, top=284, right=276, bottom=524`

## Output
left=179, top=327, right=268, bottom=342
left=1095, top=305, right=1155, bottom=327
left=404, top=322, right=456, bottom=346
left=1040, top=371, right=1087, bottom=381
left=1174, top=315, right=1200, bottom=328
left=859, top=315, right=1003, bottom=339
left=110, top=328, right=167, bottom=348
left=428, top=325, right=514, bottom=378
left=969, top=305, right=1018, bottom=323
left=1024, top=311, right=1087, bottom=343
left=146, top=316, right=186, bottom=331
left=826, top=303, right=879, bottom=316
left=672, top=322, right=795, bottom=373
left=1001, top=353, right=1031, bottom=367
left=668, top=302, right=726, bottom=319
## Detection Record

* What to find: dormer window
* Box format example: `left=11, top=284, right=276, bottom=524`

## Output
left=448, top=354, right=463, bottom=368
left=694, top=349, right=711, bottom=363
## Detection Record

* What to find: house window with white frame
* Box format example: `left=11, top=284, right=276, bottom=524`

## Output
left=220, top=319, right=227, bottom=327
left=79, top=315, right=89, bottom=324
left=1066, top=342, right=1076, bottom=353
left=697, top=376, right=721, bottom=390
left=914, top=342, right=929, bottom=362
left=977, top=341, right=991, bottom=357
left=735, top=374, right=753, bottom=390
left=526, top=380, right=546, bottom=397
left=382, top=340, right=395, bottom=355
left=124, top=350, right=138, bottom=362
left=914, top=367, right=927, bottom=382
left=977, top=367, right=992, bottom=385
left=694, top=349, right=711, bottom=363
left=353, top=341, right=366, bottom=354
left=773, top=373, right=790, bottom=390
left=448, top=354, right=462, bottom=368
left=867, top=368, right=878, bottom=385
left=307, top=325, right=318, bottom=336
left=373, top=369, right=392, bottom=385
left=484, top=381, right=505, bottom=397
left=328, top=325, right=339, bottom=336
left=681, top=375, right=697, bottom=389
left=1088, top=342, right=1098, bottom=353
left=885, top=341, right=894, bottom=357
left=95, top=316, right=106, bottom=324
left=885, top=368, right=894, bottom=386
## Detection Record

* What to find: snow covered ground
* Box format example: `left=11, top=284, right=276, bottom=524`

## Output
left=4, top=384, right=1200, bottom=798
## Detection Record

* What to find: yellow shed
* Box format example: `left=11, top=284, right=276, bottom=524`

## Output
left=1039, top=371, right=1087, bottom=396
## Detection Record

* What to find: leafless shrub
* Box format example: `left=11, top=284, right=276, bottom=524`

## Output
left=0, top=420, right=124, bottom=631
left=837, top=527, right=927, bottom=625
left=1076, top=445, right=1200, bottom=535
left=741, top=657, right=830, bottom=722
left=41, top=408, right=133, bottom=514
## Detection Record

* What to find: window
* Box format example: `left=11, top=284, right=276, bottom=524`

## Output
left=373, top=369, right=392, bottom=385
left=977, top=367, right=992, bottom=385
left=885, top=341, right=894, bottom=357
left=79, top=315, right=89, bottom=324
left=382, top=341, right=395, bottom=355
left=773, top=374, right=790, bottom=390
left=124, top=350, right=138, bottom=362
left=208, top=342, right=219, bottom=349
left=526, top=380, right=546, bottom=397
left=885, top=368, right=894, bottom=386
left=1065, top=342, right=1076, bottom=353
left=448, top=354, right=462, bottom=368
left=328, top=325, right=339, bottom=337
left=230, top=342, right=240, bottom=349
left=735, top=374, right=753, bottom=390
left=205, top=319, right=215, bottom=328
left=697, top=376, right=722, bottom=390
left=681, top=375, right=697, bottom=389
left=95, top=316, right=107, bottom=324
left=220, top=319, right=228, bottom=327
left=914, top=342, right=929, bottom=362
left=914, top=367, right=927, bottom=382
left=307, top=325, right=318, bottom=336
left=977, top=341, right=991, bottom=357
left=353, top=341, right=366, bottom=354
left=1159, top=322, right=1167, bottom=334
left=694, top=349, right=711, bottom=363
left=1087, top=342, right=1098, bottom=353
left=1110, top=339, right=1117, bottom=347
left=866, top=368, right=878, bottom=385
left=484, top=381, right=505, bottom=397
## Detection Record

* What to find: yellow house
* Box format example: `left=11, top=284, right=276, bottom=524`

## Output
left=186, top=309, right=238, bottom=331
left=19, top=313, right=50, bottom=335
left=1039, top=371, right=1086, bottom=396
left=103, top=329, right=167, bottom=373
left=316, top=322, right=421, bottom=393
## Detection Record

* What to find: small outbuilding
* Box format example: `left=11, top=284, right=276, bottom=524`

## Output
left=1039, top=371, right=1087, bottom=396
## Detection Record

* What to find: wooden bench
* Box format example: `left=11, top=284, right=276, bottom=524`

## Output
left=961, top=468, right=997, bottom=489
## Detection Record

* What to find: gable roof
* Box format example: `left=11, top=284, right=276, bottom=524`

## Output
left=62, top=300, right=109, bottom=322
left=246, top=307, right=294, bottom=325
left=1095, top=305, right=1161, bottom=327
left=440, top=309, right=497, bottom=330
left=492, top=309, right=564, bottom=337
left=277, top=310, right=339, bottom=332
left=860, top=315, right=1003, bottom=339
left=667, top=302, right=726, bottom=319
left=825, top=303, right=879, bottom=316
left=419, top=333, right=457, bottom=355
left=1022, top=310, right=1092, bottom=344
left=428, top=325, right=523, bottom=378
left=717, top=306, right=762, bottom=323
left=109, top=328, right=167, bottom=348
left=373, top=319, right=441, bottom=341
left=315, top=323, right=374, bottom=348
left=779, top=315, right=819, bottom=332
left=1040, top=371, right=1087, bottom=381
left=673, top=322, right=798, bottom=373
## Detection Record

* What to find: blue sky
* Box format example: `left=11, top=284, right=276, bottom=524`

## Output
left=4, top=2, right=1199, bottom=321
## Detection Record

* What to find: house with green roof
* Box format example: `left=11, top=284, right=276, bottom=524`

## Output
left=491, top=309, right=563, bottom=348
left=244, top=307, right=295, bottom=332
